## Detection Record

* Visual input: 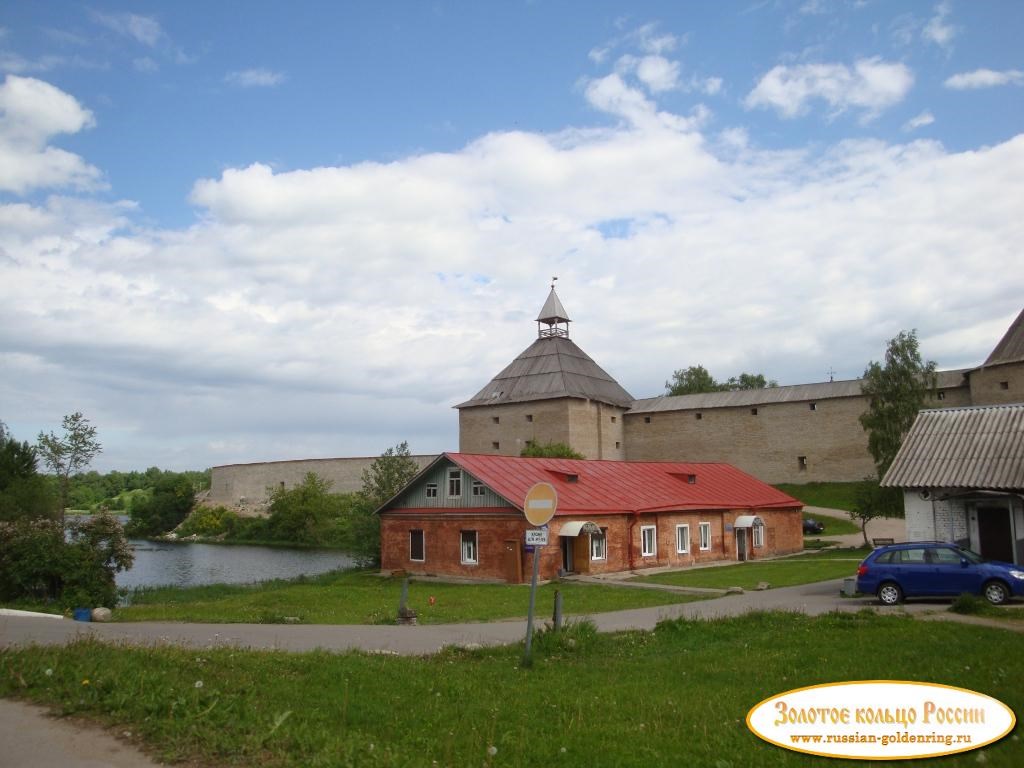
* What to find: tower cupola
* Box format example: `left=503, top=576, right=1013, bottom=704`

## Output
left=536, top=281, right=570, bottom=338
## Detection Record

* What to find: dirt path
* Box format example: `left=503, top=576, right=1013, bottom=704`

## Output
left=803, top=505, right=906, bottom=547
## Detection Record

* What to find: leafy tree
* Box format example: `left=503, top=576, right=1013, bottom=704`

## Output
left=360, top=441, right=420, bottom=505
left=665, top=366, right=777, bottom=396
left=849, top=479, right=903, bottom=547
left=520, top=441, right=585, bottom=459
left=37, top=412, right=102, bottom=520
left=126, top=474, right=196, bottom=537
left=723, top=372, right=778, bottom=390
left=0, top=422, right=58, bottom=521
left=266, top=473, right=348, bottom=545
left=859, top=330, right=937, bottom=479
left=0, top=511, right=133, bottom=608
left=665, top=365, right=720, bottom=395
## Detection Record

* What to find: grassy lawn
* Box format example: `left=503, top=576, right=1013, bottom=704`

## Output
left=2, top=611, right=1021, bottom=767
left=636, top=548, right=869, bottom=590
left=803, top=512, right=861, bottom=536
left=776, top=481, right=863, bottom=512
left=113, top=569, right=703, bottom=624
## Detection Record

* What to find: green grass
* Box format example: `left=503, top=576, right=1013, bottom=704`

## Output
left=2, top=611, right=1021, bottom=767
left=635, top=548, right=869, bottom=590
left=802, top=512, right=861, bottom=536
left=776, top=481, right=863, bottom=512
left=114, top=569, right=703, bottom=624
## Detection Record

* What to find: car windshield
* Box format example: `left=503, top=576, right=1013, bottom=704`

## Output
left=956, top=548, right=985, bottom=564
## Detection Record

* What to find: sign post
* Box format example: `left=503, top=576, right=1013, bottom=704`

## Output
left=522, top=482, right=557, bottom=667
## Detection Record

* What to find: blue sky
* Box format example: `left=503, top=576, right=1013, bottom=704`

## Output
left=1, top=1, right=1022, bottom=471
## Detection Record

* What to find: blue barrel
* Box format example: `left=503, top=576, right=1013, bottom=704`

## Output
left=72, top=608, right=92, bottom=622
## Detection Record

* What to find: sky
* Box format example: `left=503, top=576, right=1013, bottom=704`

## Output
left=1, top=1, right=1022, bottom=472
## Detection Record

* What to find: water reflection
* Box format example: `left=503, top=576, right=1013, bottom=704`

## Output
left=119, top=540, right=355, bottom=589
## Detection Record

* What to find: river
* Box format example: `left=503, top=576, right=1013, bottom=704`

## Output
left=118, top=539, right=356, bottom=590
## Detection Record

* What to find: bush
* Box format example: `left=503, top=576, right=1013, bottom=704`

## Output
left=176, top=505, right=241, bottom=537
left=0, top=511, right=133, bottom=608
left=127, top=475, right=195, bottom=536
left=950, top=593, right=988, bottom=615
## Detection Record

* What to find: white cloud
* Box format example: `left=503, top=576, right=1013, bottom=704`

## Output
left=0, top=75, right=101, bottom=193
left=1, top=74, right=1022, bottom=470
left=92, top=12, right=163, bottom=47
left=922, top=1, right=956, bottom=49
left=799, top=0, right=828, bottom=15
left=944, top=68, right=1024, bottom=90
left=133, top=57, right=158, bottom=73
left=902, top=111, right=934, bottom=132
left=224, top=68, right=286, bottom=88
left=745, top=58, right=914, bottom=120
left=617, top=54, right=680, bottom=93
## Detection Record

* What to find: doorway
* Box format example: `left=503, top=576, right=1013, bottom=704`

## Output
left=736, top=528, right=748, bottom=562
left=561, top=536, right=574, bottom=573
left=502, top=539, right=522, bottom=584
left=977, top=506, right=1013, bottom=563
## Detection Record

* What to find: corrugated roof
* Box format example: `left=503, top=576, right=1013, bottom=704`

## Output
left=983, top=308, right=1024, bottom=366
left=438, top=453, right=801, bottom=514
left=628, top=369, right=968, bottom=414
left=455, top=336, right=635, bottom=409
left=882, top=404, right=1024, bottom=490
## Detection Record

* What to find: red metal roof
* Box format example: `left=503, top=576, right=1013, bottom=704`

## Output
left=443, top=453, right=800, bottom=515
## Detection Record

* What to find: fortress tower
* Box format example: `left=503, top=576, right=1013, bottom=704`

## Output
left=456, top=286, right=633, bottom=459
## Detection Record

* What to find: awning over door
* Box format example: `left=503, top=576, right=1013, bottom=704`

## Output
left=733, top=515, right=764, bottom=528
left=559, top=521, right=602, bottom=537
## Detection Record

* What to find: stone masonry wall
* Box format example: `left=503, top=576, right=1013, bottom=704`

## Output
left=208, top=455, right=437, bottom=513
left=970, top=361, right=1024, bottom=406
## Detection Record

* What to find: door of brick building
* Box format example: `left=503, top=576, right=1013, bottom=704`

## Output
left=977, top=507, right=1013, bottom=563
left=502, top=539, right=522, bottom=584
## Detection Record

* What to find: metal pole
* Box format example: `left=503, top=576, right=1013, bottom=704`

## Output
left=553, top=589, right=563, bottom=631
left=522, top=545, right=541, bottom=666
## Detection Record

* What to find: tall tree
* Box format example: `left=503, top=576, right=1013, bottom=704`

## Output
left=0, top=421, right=57, bottom=520
left=37, top=412, right=102, bottom=521
left=360, top=441, right=420, bottom=505
left=858, top=330, right=937, bottom=479
left=520, top=441, right=584, bottom=459
left=665, top=365, right=777, bottom=396
left=665, top=365, right=720, bottom=395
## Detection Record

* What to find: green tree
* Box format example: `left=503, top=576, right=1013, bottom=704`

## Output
left=37, top=412, right=102, bottom=520
left=266, top=473, right=347, bottom=544
left=723, top=372, right=778, bottom=390
left=0, top=422, right=58, bottom=521
left=665, top=364, right=720, bottom=395
left=126, top=474, right=196, bottom=537
left=360, top=441, right=420, bottom=505
left=859, top=330, right=937, bottom=479
left=520, top=441, right=585, bottom=459
left=849, top=479, right=903, bottom=547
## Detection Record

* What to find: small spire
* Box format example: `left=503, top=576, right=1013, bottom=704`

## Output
left=536, top=281, right=570, bottom=338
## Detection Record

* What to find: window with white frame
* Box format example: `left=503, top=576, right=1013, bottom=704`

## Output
left=448, top=468, right=462, bottom=498
left=590, top=529, right=607, bottom=560
left=460, top=530, right=478, bottom=564
left=699, top=522, right=712, bottom=551
left=753, top=523, right=764, bottom=548
left=676, top=524, right=690, bottom=554
left=471, top=479, right=486, bottom=497
left=641, top=525, right=657, bottom=557
left=425, top=482, right=438, bottom=499
left=409, top=529, right=425, bottom=561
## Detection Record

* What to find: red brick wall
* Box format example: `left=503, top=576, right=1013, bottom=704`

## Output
left=380, top=506, right=803, bottom=583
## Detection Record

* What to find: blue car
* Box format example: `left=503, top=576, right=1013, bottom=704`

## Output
left=856, top=542, right=1024, bottom=606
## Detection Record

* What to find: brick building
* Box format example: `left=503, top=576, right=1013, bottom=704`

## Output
left=378, top=453, right=802, bottom=582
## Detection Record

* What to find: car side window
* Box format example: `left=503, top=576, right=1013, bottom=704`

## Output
left=899, top=548, right=927, bottom=564
left=875, top=551, right=895, bottom=564
left=929, top=548, right=962, bottom=564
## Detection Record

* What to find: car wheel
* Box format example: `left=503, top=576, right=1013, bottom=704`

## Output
left=983, top=580, right=1009, bottom=606
left=878, top=582, right=903, bottom=605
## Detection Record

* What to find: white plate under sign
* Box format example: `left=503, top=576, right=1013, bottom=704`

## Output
left=525, top=528, right=549, bottom=546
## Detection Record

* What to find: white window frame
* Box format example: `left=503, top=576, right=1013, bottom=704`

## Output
left=471, top=479, right=486, bottom=497
left=753, top=523, right=764, bottom=548
left=460, top=530, right=478, bottom=565
left=641, top=525, right=657, bottom=557
left=448, top=468, right=462, bottom=498
left=425, top=482, right=438, bottom=499
left=409, top=529, right=425, bottom=562
left=675, top=524, right=690, bottom=554
left=590, top=529, right=607, bottom=561
left=699, top=522, right=712, bottom=551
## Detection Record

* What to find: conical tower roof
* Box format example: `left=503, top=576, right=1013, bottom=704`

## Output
left=983, top=308, right=1024, bottom=366
left=457, top=288, right=633, bottom=409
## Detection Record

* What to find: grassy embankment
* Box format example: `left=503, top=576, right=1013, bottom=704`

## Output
left=115, top=570, right=704, bottom=624
left=775, top=482, right=865, bottom=536
left=636, top=547, right=868, bottom=590
left=2, top=610, right=1021, bottom=767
